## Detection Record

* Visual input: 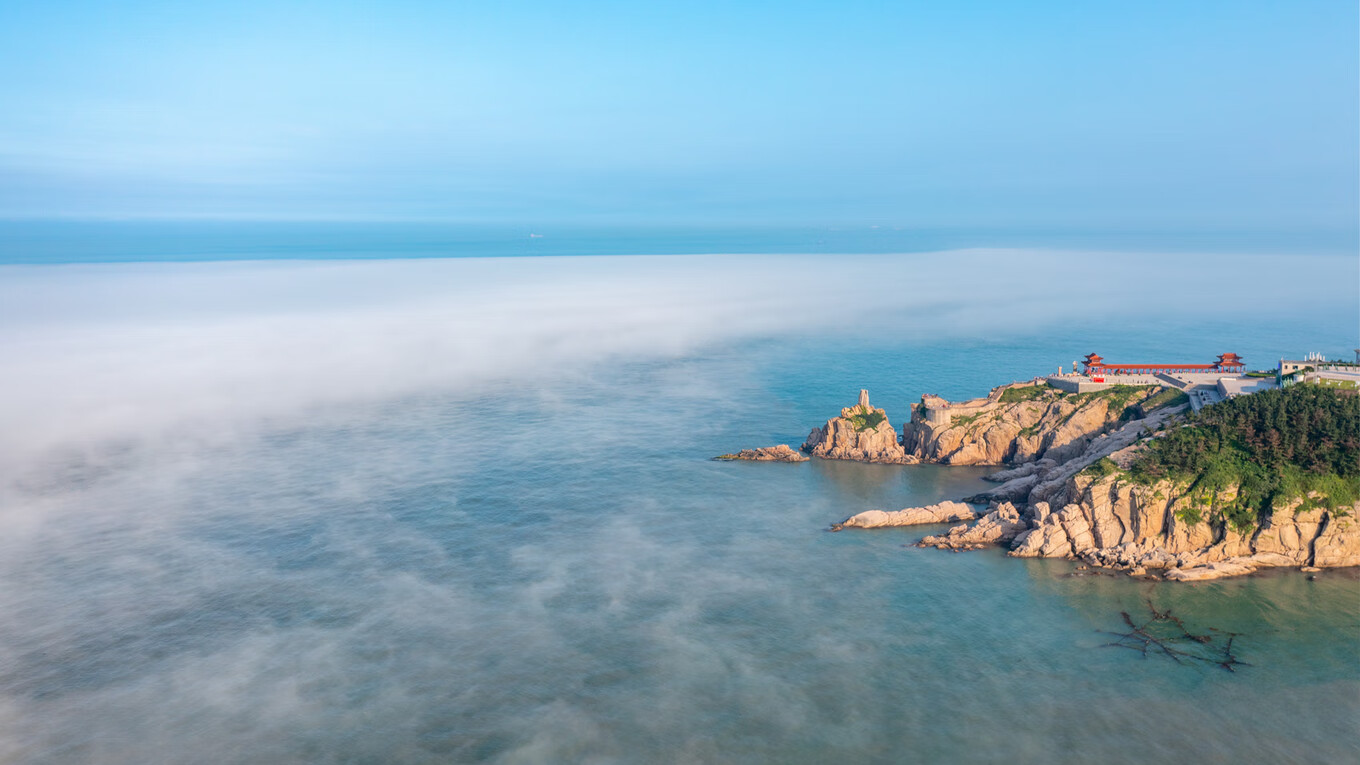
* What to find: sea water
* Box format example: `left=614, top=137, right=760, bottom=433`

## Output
left=0, top=232, right=1356, bottom=763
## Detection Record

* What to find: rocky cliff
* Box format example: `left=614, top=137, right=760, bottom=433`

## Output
left=795, top=382, right=1176, bottom=468
left=1008, top=472, right=1360, bottom=579
left=838, top=469, right=1359, bottom=580
left=802, top=389, right=917, bottom=464
left=903, top=383, right=1174, bottom=466
left=970, top=400, right=1188, bottom=507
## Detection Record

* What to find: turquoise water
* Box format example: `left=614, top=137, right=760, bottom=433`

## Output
left=0, top=240, right=1356, bottom=763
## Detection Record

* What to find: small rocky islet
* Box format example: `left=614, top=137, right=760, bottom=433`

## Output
left=722, top=383, right=1360, bottom=581
left=713, top=444, right=808, bottom=462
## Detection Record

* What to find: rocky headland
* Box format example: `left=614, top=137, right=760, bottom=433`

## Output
left=795, top=382, right=1185, bottom=471
left=827, top=383, right=1360, bottom=581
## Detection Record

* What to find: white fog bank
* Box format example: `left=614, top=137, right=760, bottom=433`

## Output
left=0, top=250, right=1353, bottom=479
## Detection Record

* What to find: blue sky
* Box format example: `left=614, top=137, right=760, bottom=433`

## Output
left=0, top=0, right=1356, bottom=227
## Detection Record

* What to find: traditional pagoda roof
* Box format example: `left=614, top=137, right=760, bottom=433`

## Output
left=1079, top=352, right=1245, bottom=375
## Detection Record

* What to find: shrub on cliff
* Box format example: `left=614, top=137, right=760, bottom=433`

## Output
left=1082, top=457, right=1120, bottom=478
left=847, top=409, right=886, bottom=431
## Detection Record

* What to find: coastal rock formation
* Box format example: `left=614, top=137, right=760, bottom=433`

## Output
left=832, top=501, right=976, bottom=530
left=919, top=503, right=1028, bottom=550
left=983, top=459, right=1057, bottom=483
left=931, top=470, right=1360, bottom=580
left=803, top=390, right=917, bottom=464
left=902, top=383, right=1178, bottom=467
left=714, top=444, right=809, bottom=462
left=1310, top=512, right=1360, bottom=568
left=973, top=403, right=1186, bottom=507
left=819, top=379, right=1356, bottom=581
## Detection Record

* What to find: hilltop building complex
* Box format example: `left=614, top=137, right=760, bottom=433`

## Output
left=1047, top=351, right=1357, bottom=410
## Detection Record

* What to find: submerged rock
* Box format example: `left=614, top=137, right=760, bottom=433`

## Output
left=1165, top=560, right=1257, bottom=582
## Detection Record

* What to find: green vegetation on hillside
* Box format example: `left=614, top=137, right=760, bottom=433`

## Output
left=997, top=382, right=1175, bottom=410
left=1141, top=387, right=1190, bottom=412
left=1091, top=384, right=1154, bottom=409
left=999, top=385, right=1049, bottom=403
left=1052, top=384, right=1154, bottom=426
left=1129, top=386, right=1360, bottom=529
left=1061, top=384, right=1152, bottom=408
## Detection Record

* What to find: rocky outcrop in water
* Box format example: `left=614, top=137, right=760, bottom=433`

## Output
left=918, top=503, right=1028, bottom=550
left=714, top=445, right=809, bottom=462
left=803, top=390, right=917, bottom=464
left=832, top=501, right=976, bottom=530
